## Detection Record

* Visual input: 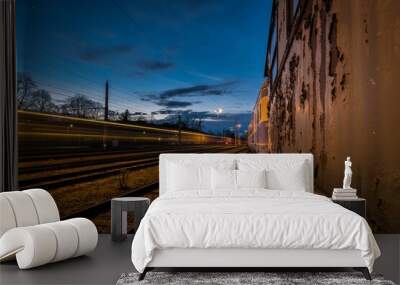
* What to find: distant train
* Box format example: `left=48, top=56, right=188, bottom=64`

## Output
left=247, top=79, right=270, bottom=153
left=18, top=111, right=234, bottom=155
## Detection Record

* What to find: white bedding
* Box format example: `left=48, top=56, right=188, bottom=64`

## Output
left=131, top=190, right=380, bottom=273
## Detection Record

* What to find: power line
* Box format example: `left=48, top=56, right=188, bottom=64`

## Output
left=28, top=61, right=151, bottom=110
left=35, top=82, right=104, bottom=103
left=46, top=90, right=141, bottom=112
left=19, top=31, right=183, bottom=113
left=26, top=39, right=186, bottom=105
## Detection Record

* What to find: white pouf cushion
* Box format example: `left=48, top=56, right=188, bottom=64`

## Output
left=24, top=188, right=60, bottom=223
left=42, top=221, right=79, bottom=262
left=0, top=219, right=98, bottom=269
left=0, top=191, right=40, bottom=227
left=65, top=218, right=98, bottom=257
left=0, top=196, right=17, bottom=237
left=0, top=189, right=98, bottom=269
left=0, top=226, right=57, bottom=268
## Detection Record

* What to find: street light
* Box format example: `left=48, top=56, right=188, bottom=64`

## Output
left=235, top=123, right=242, bottom=145
left=214, top=108, right=224, bottom=143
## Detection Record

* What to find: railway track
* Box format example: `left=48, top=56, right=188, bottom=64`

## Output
left=62, top=182, right=159, bottom=220
left=19, top=144, right=211, bottom=162
left=19, top=145, right=227, bottom=173
left=19, top=145, right=245, bottom=189
left=20, top=158, right=159, bottom=190
left=60, top=145, right=249, bottom=220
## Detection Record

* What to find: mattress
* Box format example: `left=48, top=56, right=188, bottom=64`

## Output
left=131, top=190, right=380, bottom=273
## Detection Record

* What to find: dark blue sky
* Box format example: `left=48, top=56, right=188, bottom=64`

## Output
left=17, top=0, right=271, bottom=134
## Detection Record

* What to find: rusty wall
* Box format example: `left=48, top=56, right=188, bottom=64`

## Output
left=266, top=0, right=400, bottom=233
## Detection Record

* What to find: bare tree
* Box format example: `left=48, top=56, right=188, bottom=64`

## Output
left=119, top=109, right=130, bottom=122
left=61, top=94, right=103, bottom=118
left=196, top=117, right=203, bottom=131
left=107, top=110, right=119, bottom=121
left=29, top=89, right=56, bottom=112
left=130, top=112, right=147, bottom=122
left=136, top=115, right=146, bottom=122
left=17, top=72, right=37, bottom=109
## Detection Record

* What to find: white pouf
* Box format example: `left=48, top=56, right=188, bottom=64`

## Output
left=0, top=189, right=98, bottom=269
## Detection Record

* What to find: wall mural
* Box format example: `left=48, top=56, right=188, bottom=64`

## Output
left=248, top=0, right=400, bottom=233
left=17, top=0, right=400, bottom=234
left=16, top=0, right=268, bottom=232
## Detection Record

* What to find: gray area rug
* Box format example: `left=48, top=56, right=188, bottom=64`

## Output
left=116, top=272, right=396, bottom=285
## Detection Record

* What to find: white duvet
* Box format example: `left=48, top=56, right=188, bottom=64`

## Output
left=131, top=190, right=380, bottom=273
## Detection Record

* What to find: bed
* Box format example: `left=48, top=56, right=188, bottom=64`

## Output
left=131, top=153, right=380, bottom=280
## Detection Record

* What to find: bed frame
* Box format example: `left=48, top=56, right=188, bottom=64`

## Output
left=140, top=248, right=370, bottom=280
left=139, top=154, right=371, bottom=280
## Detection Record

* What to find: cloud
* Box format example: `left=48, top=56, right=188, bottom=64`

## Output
left=157, top=80, right=237, bottom=99
left=152, top=109, right=207, bottom=122
left=150, top=110, right=252, bottom=134
left=128, top=71, right=146, bottom=77
left=79, top=45, right=133, bottom=61
left=152, top=109, right=250, bottom=122
left=128, top=59, right=175, bottom=78
left=137, top=60, right=174, bottom=71
left=140, top=81, right=237, bottom=109
left=152, top=109, right=176, bottom=115
left=140, top=80, right=238, bottom=109
left=131, top=111, right=147, bottom=115
left=140, top=94, right=163, bottom=102
left=157, top=100, right=194, bottom=108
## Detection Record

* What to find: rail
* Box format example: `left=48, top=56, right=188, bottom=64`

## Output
left=19, top=145, right=240, bottom=189
left=60, top=145, right=249, bottom=220
left=62, top=182, right=159, bottom=219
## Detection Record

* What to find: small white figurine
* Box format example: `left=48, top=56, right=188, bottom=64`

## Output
left=343, top=156, right=352, bottom=189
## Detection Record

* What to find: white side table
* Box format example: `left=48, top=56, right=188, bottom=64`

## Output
left=111, top=197, right=150, bottom=241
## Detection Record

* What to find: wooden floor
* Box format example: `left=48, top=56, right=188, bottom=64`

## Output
left=0, top=234, right=399, bottom=285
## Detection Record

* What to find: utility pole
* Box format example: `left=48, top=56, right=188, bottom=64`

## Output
left=103, top=80, right=109, bottom=150
left=104, top=80, right=109, bottom=121
left=178, top=114, right=182, bottom=145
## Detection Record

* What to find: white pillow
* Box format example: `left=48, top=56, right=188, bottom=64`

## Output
left=238, top=159, right=308, bottom=191
left=236, top=169, right=267, bottom=189
left=265, top=162, right=307, bottom=191
left=211, top=168, right=236, bottom=191
left=167, top=159, right=236, bottom=192
left=167, top=162, right=211, bottom=191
